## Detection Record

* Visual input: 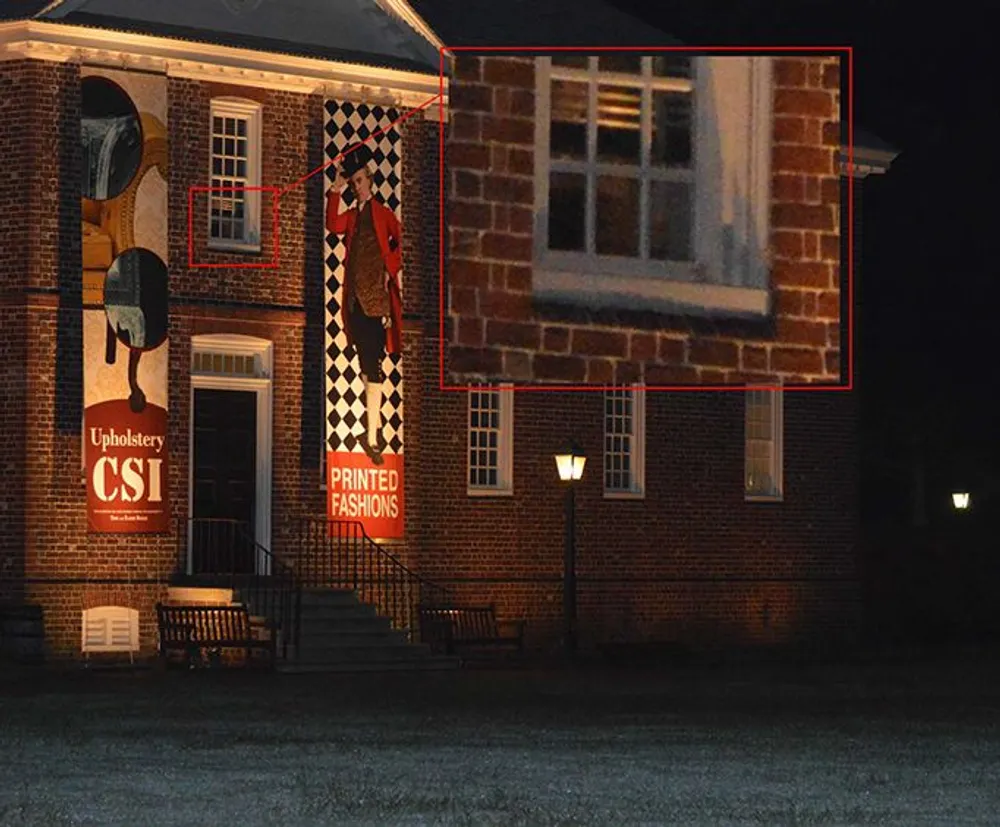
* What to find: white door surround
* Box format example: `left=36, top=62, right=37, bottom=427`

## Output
left=188, top=334, right=274, bottom=575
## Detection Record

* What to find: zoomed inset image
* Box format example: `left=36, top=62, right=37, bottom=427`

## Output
left=442, top=51, right=875, bottom=389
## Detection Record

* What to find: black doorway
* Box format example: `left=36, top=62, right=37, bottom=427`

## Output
left=191, top=388, right=257, bottom=574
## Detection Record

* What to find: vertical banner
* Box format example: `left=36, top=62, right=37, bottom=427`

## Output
left=81, top=69, right=169, bottom=533
left=323, top=102, right=404, bottom=540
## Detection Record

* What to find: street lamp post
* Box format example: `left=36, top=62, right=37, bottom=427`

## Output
left=554, top=442, right=586, bottom=657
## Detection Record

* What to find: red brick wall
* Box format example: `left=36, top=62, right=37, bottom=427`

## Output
left=6, top=57, right=857, bottom=657
left=413, top=376, right=860, bottom=649
left=444, top=55, right=843, bottom=385
left=0, top=62, right=31, bottom=599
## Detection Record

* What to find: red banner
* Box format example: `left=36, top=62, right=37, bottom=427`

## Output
left=86, top=400, right=169, bottom=533
left=327, top=451, right=404, bottom=540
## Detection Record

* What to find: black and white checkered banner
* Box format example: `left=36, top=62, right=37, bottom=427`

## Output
left=324, top=100, right=404, bottom=539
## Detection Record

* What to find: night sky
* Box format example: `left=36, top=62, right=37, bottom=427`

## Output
left=608, top=1, right=996, bottom=513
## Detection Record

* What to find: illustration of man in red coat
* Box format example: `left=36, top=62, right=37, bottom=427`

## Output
left=325, top=142, right=403, bottom=466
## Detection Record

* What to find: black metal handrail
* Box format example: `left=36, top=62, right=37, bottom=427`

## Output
left=293, top=516, right=452, bottom=642
left=179, top=518, right=301, bottom=660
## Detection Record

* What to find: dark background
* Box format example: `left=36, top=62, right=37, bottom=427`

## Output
left=608, top=1, right=997, bottom=531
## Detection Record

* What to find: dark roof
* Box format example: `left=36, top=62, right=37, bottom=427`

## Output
left=855, top=126, right=898, bottom=156
left=409, top=0, right=680, bottom=46
left=0, top=0, right=52, bottom=19
left=35, top=0, right=441, bottom=74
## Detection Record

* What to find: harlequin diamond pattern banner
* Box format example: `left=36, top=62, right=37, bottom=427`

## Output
left=324, top=100, right=404, bottom=540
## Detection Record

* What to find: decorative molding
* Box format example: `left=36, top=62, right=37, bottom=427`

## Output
left=534, top=268, right=771, bottom=318
left=0, top=20, right=444, bottom=106
left=373, top=0, right=445, bottom=52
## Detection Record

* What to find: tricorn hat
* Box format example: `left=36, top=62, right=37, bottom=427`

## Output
left=339, top=142, right=373, bottom=177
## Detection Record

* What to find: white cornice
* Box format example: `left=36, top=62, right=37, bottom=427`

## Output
left=839, top=145, right=898, bottom=178
left=0, top=19, right=447, bottom=110
left=373, top=0, right=445, bottom=53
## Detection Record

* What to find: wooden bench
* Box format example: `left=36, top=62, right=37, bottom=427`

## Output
left=156, top=603, right=275, bottom=669
left=419, top=605, right=525, bottom=658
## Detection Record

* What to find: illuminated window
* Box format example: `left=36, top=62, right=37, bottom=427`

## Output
left=208, top=98, right=262, bottom=250
left=467, top=384, right=514, bottom=495
left=534, top=56, right=773, bottom=316
left=745, top=388, right=783, bottom=500
left=604, top=386, right=645, bottom=497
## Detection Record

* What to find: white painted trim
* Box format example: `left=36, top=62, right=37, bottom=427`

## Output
left=189, top=334, right=273, bottom=574
left=534, top=267, right=770, bottom=317
left=603, top=385, right=646, bottom=500
left=207, top=97, right=263, bottom=251
left=373, top=0, right=445, bottom=52
left=533, top=55, right=773, bottom=314
left=744, top=386, right=784, bottom=503
left=0, top=20, right=443, bottom=106
left=466, top=383, right=514, bottom=497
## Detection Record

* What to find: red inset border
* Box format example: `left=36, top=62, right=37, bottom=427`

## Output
left=187, top=186, right=281, bottom=269
left=437, top=45, right=854, bottom=393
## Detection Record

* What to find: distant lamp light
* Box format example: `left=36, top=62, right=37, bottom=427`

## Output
left=952, top=492, right=971, bottom=510
left=555, top=443, right=587, bottom=482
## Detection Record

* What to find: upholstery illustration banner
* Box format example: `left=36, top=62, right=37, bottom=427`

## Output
left=81, top=68, right=169, bottom=533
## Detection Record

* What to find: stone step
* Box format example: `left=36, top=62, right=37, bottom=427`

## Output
left=277, top=655, right=460, bottom=673
left=287, top=642, right=434, bottom=664
left=299, top=589, right=363, bottom=607
left=298, top=602, right=380, bottom=619
left=296, top=628, right=410, bottom=647
left=298, top=614, right=394, bottom=633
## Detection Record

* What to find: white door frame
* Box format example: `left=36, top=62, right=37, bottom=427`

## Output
left=188, top=334, right=274, bottom=576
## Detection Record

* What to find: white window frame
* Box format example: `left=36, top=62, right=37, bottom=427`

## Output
left=603, top=385, right=646, bottom=499
left=744, top=386, right=784, bottom=501
left=207, top=97, right=262, bottom=252
left=534, top=56, right=773, bottom=317
left=467, top=383, right=514, bottom=496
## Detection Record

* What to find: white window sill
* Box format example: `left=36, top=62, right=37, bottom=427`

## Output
left=208, top=239, right=262, bottom=254
left=745, top=493, right=784, bottom=503
left=534, top=264, right=771, bottom=318
left=467, top=487, right=514, bottom=498
left=603, top=490, right=645, bottom=501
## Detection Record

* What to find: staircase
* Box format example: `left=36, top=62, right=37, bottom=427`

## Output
left=258, top=588, right=458, bottom=672
left=177, top=518, right=460, bottom=672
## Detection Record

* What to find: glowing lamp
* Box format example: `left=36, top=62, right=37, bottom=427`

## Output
left=554, top=443, right=587, bottom=482
left=952, top=492, right=970, bottom=510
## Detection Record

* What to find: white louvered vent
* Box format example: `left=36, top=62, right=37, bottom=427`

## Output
left=81, top=606, right=140, bottom=653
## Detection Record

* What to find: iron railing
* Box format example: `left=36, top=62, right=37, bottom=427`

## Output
left=178, top=518, right=300, bottom=660
left=293, top=517, right=452, bottom=641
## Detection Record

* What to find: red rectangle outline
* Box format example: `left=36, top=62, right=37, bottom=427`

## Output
left=187, top=185, right=281, bottom=269
left=437, top=45, right=853, bottom=393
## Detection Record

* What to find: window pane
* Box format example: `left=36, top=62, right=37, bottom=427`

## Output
left=599, top=54, right=641, bottom=74
left=652, top=91, right=692, bottom=168
left=597, top=85, right=640, bottom=164
left=236, top=119, right=247, bottom=137
left=551, top=54, right=589, bottom=68
left=649, top=180, right=691, bottom=261
left=549, top=172, right=586, bottom=252
left=652, top=55, right=692, bottom=78
left=550, top=80, right=588, bottom=159
left=596, top=176, right=639, bottom=257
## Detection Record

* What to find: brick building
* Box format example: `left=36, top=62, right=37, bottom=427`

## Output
left=0, top=0, right=895, bottom=664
